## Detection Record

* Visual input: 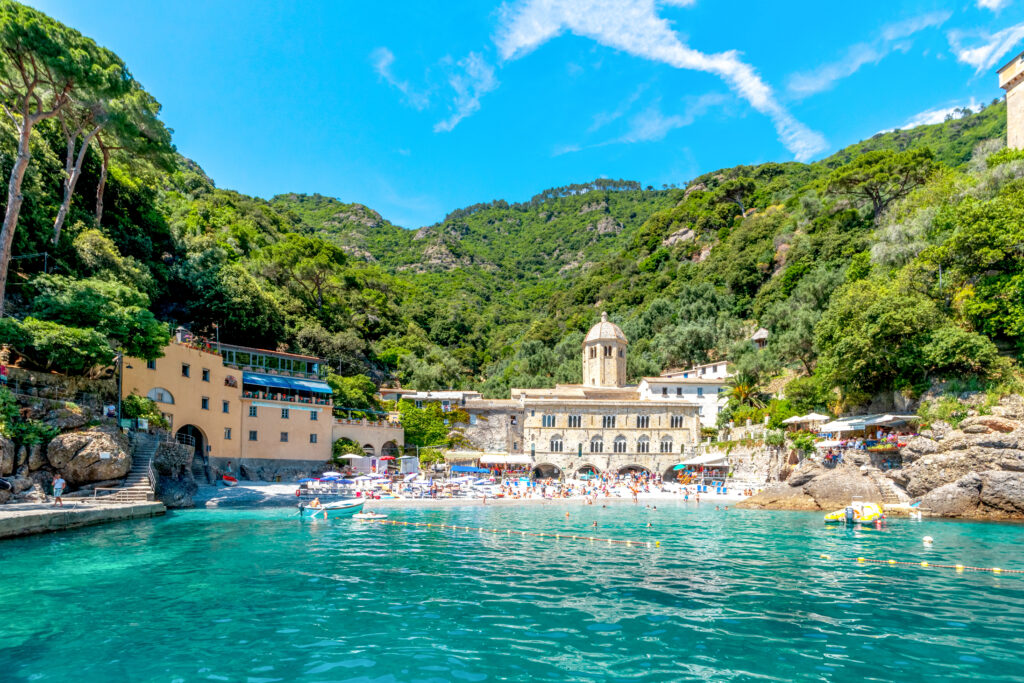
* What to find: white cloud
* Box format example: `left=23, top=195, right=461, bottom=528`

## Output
left=588, top=84, right=649, bottom=132
left=877, top=99, right=983, bottom=134
left=371, top=47, right=430, bottom=110
left=617, top=93, right=727, bottom=142
left=978, top=0, right=1011, bottom=12
left=951, top=22, right=1024, bottom=73
left=434, top=52, right=499, bottom=133
left=494, top=0, right=826, bottom=161
left=899, top=99, right=982, bottom=129
left=788, top=11, right=949, bottom=97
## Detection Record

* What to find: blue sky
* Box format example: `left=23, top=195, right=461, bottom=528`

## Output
left=28, top=0, right=1024, bottom=227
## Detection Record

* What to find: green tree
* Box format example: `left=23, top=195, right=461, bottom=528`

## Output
left=0, top=1, right=131, bottom=313
left=825, top=148, right=936, bottom=221
left=29, top=274, right=168, bottom=359
left=93, top=84, right=174, bottom=225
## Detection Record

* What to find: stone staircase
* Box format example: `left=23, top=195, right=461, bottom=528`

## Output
left=94, top=434, right=156, bottom=504
left=869, top=469, right=910, bottom=505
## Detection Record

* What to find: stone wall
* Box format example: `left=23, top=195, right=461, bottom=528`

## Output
left=459, top=402, right=523, bottom=453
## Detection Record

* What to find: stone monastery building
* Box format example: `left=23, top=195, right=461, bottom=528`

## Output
left=456, top=313, right=724, bottom=479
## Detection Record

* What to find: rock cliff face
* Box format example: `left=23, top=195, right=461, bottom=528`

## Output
left=738, top=460, right=893, bottom=511
left=740, top=397, right=1024, bottom=519
left=46, top=424, right=132, bottom=486
left=153, top=441, right=198, bottom=508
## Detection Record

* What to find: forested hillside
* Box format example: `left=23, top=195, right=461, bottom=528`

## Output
left=1, top=2, right=1021, bottom=424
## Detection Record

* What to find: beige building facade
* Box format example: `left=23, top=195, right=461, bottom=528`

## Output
left=457, top=313, right=702, bottom=479
left=999, top=51, right=1024, bottom=149
left=122, top=332, right=403, bottom=479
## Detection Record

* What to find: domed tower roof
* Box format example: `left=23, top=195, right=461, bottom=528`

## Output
left=584, top=312, right=628, bottom=344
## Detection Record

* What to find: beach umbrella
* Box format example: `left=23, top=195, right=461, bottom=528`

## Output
left=335, top=454, right=363, bottom=460
left=379, top=456, right=396, bottom=461
left=322, top=471, right=343, bottom=477
left=672, top=463, right=688, bottom=470
left=298, top=478, right=317, bottom=483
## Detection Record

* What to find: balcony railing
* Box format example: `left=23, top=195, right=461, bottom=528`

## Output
left=241, top=390, right=331, bottom=405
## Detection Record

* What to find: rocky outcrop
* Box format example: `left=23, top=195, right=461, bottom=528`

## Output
left=919, top=471, right=1024, bottom=519
left=894, top=430, right=1024, bottom=497
left=153, top=441, right=198, bottom=508
left=739, top=461, right=893, bottom=511
left=46, top=424, right=131, bottom=487
left=662, top=228, right=695, bottom=247
left=586, top=216, right=623, bottom=235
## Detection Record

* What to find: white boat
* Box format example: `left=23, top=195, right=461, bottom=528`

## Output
left=299, top=499, right=364, bottom=519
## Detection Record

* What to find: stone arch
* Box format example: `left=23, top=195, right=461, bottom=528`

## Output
left=613, top=435, right=627, bottom=453
left=531, top=463, right=562, bottom=480
left=575, top=464, right=600, bottom=479
left=637, top=435, right=651, bottom=453
left=363, top=444, right=376, bottom=457
left=589, top=435, right=604, bottom=453
left=176, top=424, right=207, bottom=468
left=617, top=464, right=651, bottom=475
left=147, top=387, right=174, bottom=404
left=659, top=435, right=674, bottom=454
left=381, top=441, right=399, bottom=457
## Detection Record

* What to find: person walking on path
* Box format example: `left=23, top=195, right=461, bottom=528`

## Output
left=51, top=474, right=66, bottom=507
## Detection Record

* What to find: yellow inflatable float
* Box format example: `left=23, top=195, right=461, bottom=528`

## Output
left=824, top=501, right=884, bottom=524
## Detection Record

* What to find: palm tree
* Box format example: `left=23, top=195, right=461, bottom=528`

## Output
left=726, top=371, right=767, bottom=409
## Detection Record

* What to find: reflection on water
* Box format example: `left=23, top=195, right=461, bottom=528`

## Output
left=2, top=503, right=1023, bottom=681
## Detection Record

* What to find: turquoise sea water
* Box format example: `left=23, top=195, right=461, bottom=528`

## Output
left=2, top=502, right=1023, bottom=682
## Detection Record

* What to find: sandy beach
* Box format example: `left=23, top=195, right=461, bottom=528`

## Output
left=193, top=481, right=755, bottom=509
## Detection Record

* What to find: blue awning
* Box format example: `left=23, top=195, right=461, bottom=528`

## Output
left=451, top=465, right=490, bottom=473
left=242, top=372, right=332, bottom=394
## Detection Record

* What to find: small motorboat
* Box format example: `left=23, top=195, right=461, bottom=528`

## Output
left=352, top=511, right=387, bottom=520
left=824, top=501, right=884, bottom=524
left=300, top=499, right=365, bottom=520
left=222, top=475, right=238, bottom=487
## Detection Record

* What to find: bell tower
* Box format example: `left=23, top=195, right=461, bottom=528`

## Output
left=582, top=312, right=628, bottom=388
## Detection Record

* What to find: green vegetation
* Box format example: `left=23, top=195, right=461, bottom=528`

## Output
left=121, top=393, right=169, bottom=429
left=0, top=3, right=1020, bottom=415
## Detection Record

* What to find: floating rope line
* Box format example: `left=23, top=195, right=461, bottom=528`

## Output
left=366, top=519, right=659, bottom=548
left=818, top=554, right=1023, bottom=575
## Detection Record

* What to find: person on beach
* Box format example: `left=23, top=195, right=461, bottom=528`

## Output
left=51, top=474, right=66, bottom=507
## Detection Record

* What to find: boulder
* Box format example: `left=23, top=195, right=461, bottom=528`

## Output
left=0, top=489, right=10, bottom=505
left=736, top=484, right=822, bottom=511
left=0, top=436, right=13, bottom=476
left=46, top=424, right=131, bottom=487
left=902, top=446, right=1024, bottom=497
left=10, top=475, right=33, bottom=493
left=919, top=473, right=982, bottom=517
left=919, top=471, right=1024, bottom=519
left=738, top=462, right=892, bottom=511
left=786, top=461, right=823, bottom=487
left=153, top=441, right=197, bottom=508
left=27, top=444, right=48, bottom=472
left=958, top=415, right=1018, bottom=434
left=802, top=466, right=885, bottom=509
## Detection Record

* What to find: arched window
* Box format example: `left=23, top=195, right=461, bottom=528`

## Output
left=660, top=436, right=673, bottom=453
left=147, top=387, right=174, bottom=404
left=590, top=436, right=603, bottom=453
left=613, top=435, right=627, bottom=453
left=550, top=435, right=563, bottom=452
left=637, top=435, right=650, bottom=453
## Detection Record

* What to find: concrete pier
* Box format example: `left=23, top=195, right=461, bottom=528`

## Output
left=0, top=501, right=166, bottom=540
